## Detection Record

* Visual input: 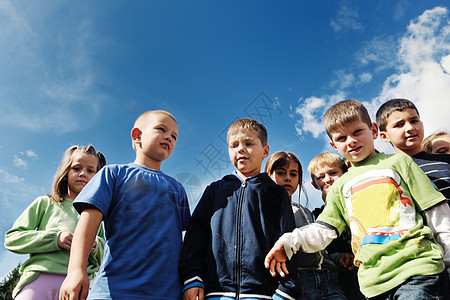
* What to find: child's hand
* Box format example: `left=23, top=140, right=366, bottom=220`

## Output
left=59, top=269, right=89, bottom=300
left=58, top=232, right=74, bottom=250
left=183, top=287, right=204, bottom=300
left=90, top=238, right=97, bottom=252
left=264, top=240, right=289, bottom=277
left=338, top=253, right=355, bottom=271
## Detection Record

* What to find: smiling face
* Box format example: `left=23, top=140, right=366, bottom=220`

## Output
left=66, top=152, right=99, bottom=200
left=228, top=129, right=269, bottom=180
left=269, top=160, right=300, bottom=198
left=311, top=163, right=345, bottom=201
left=132, top=113, right=178, bottom=170
left=379, top=108, right=424, bottom=156
left=329, top=119, right=378, bottom=164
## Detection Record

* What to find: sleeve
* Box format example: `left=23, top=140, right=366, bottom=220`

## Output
left=423, top=203, right=450, bottom=275
left=178, top=184, right=191, bottom=231
left=279, top=223, right=337, bottom=260
left=73, top=166, right=116, bottom=216
left=403, top=157, right=447, bottom=211
left=4, top=197, right=60, bottom=254
left=178, top=185, right=214, bottom=292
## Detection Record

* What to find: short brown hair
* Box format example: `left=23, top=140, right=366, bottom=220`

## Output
left=375, top=98, right=419, bottom=131
left=324, top=99, right=372, bottom=139
left=422, top=131, right=450, bottom=153
left=50, top=145, right=106, bottom=202
left=132, top=110, right=177, bottom=150
left=227, top=118, right=267, bottom=146
left=307, top=152, right=348, bottom=181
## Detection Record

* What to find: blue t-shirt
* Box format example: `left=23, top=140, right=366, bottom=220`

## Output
left=74, top=163, right=191, bottom=300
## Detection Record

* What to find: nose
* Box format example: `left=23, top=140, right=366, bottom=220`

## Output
left=79, top=169, right=86, bottom=177
left=324, top=174, right=333, bottom=184
left=404, top=122, right=415, bottom=132
left=347, top=136, right=357, bottom=146
left=285, top=175, right=291, bottom=182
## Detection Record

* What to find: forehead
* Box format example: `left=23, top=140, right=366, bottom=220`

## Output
left=330, top=118, right=369, bottom=136
left=276, top=160, right=299, bottom=171
left=386, top=108, right=419, bottom=123
left=228, top=129, right=259, bottom=141
left=71, top=151, right=98, bottom=166
left=147, top=114, right=178, bottom=129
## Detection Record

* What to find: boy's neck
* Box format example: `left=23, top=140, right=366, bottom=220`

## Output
left=133, top=157, right=162, bottom=171
left=352, top=149, right=377, bottom=165
left=235, top=170, right=260, bottom=181
left=393, top=145, right=422, bottom=157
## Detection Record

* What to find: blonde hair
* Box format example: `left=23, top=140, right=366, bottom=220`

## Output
left=307, top=152, right=348, bottom=181
left=50, top=145, right=106, bottom=202
left=132, top=110, right=177, bottom=150
left=227, top=118, right=267, bottom=146
left=422, top=131, right=450, bottom=153
left=324, top=99, right=372, bottom=139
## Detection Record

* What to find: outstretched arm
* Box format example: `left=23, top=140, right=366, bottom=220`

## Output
left=60, top=208, right=103, bottom=300
left=265, top=223, right=337, bottom=277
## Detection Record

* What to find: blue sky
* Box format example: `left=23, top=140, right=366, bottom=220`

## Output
left=1, top=0, right=450, bottom=278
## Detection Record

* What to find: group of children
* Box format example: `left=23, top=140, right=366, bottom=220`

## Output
left=4, top=99, right=450, bottom=299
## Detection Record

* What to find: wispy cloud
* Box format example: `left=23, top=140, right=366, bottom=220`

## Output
left=13, top=155, right=26, bottom=169
left=0, top=2, right=106, bottom=133
left=330, top=0, right=364, bottom=33
left=294, top=6, right=450, bottom=145
left=0, top=169, right=24, bottom=184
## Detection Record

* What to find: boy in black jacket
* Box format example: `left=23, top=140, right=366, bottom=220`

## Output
left=179, top=118, right=297, bottom=299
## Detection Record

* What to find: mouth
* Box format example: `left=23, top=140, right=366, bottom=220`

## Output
left=160, top=142, right=170, bottom=150
left=349, top=146, right=362, bottom=154
left=237, top=156, right=248, bottom=162
left=405, top=135, right=418, bottom=141
left=283, top=184, right=292, bottom=189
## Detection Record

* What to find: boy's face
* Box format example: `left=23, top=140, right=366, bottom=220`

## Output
left=429, top=135, right=450, bottom=154
left=379, top=108, right=424, bottom=156
left=329, top=119, right=378, bottom=163
left=228, top=129, right=269, bottom=179
left=133, top=113, right=178, bottom=166
left=311, top=163, right=345, bottom=201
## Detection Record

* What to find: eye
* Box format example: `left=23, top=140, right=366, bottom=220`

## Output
left=290, top=172, right=298, bottom=178
left=276, top=170, right=286, bottom=176
left=436, top=148, right=448, bottom=154
left=72, top=167, right=81, bottom=171
left=393, top=121, right=404, bottom=128
left=353, top=129, right=363, bottom=135
left=171, top=134, right=177, bottom=141
left=336, top=136, right=346, bottom=142
left=245, top=142, right=253, bottom=146
left=88, top=169, right=96, bottom=174
left=317, top=175, right=325, bottom=180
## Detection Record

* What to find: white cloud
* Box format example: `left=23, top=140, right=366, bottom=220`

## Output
left=330, top=0, right=363, bottom=33
left=13, top=155, right=26, bottom=169
left=374, top=6, right=450, bottom=135
left=25, top=150, right=38, bottom=158
left=0, top=169, right=24, bottom=184
left=294, top=6, right=450, bottom=147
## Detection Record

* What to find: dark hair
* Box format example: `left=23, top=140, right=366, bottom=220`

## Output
left=376, top=98, right=419, bottom=131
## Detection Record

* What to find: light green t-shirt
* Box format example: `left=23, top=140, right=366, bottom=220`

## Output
left=317, top=153, right=446, bottom=298
left=4, top=196, right=104, bottom=298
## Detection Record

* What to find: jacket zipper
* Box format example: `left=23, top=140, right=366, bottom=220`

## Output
left=235, top=180, right=246, bottom=299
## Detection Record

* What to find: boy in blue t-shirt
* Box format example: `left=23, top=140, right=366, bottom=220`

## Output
left=60, top=110, right=191, bottom=300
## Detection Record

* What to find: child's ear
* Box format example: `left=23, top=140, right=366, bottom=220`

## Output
left=131, top=128, right=142, bottom=145
left=329, top=140, right=337, bottom=150
left=311, top=180, right=320, bottom=190
left=371, top=122, right=379, bottom=140
left=379, top=131, right=390, bottom=143
left=262, top=144, right=269, bottom=158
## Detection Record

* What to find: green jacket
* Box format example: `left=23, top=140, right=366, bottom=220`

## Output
left=4, top=196, right=104, bottom=298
